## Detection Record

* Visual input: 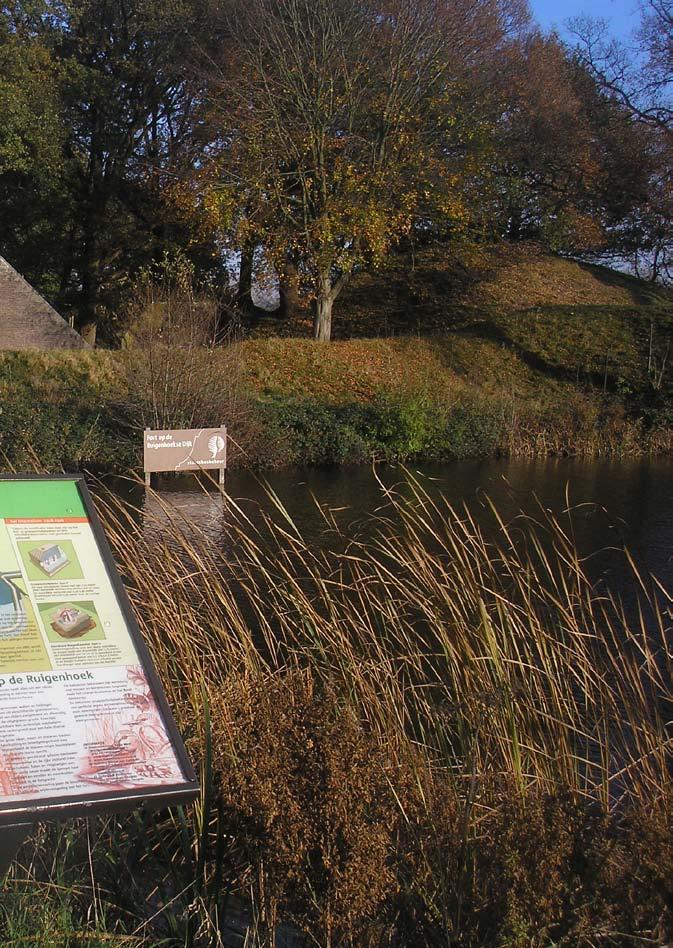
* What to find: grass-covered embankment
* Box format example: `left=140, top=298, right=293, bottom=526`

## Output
left=1, top=245, right=671, bottom=470
left=241, top=304, right=673, bottom=462
left=0, top=316, right=672, bottom=471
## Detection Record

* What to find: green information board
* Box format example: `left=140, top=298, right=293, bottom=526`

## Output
left=0, top=475, right=198, bottom=824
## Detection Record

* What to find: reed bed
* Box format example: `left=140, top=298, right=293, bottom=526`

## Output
left=3, top=472, right=673, bottom=946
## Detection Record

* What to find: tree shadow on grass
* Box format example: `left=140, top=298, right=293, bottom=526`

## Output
left=451, top=317, right=585, bottom=385
left=574, top=260, right=670, bottom=306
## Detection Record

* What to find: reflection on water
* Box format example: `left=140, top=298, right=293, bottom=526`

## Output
left=142, top=488, right=230, bottom=546
left=132, top=457, right=673, bottom=602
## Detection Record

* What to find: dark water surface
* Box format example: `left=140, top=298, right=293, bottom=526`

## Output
left=132, top=456, right=673, bottom=601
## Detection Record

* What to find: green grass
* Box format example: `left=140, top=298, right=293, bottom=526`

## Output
left=244, top=244, right=673, bottom=413
left=240, top=308, right=673, bottom=403
left=0, top=244, right=671, bottom=470
left=250, top=241, right=671, bottom=340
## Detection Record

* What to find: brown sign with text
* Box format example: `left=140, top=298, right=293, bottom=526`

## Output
left=143, top=428, right=227, bottom=474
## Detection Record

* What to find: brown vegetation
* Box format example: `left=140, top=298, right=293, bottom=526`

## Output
left=27, top=474, right=664, bottom=946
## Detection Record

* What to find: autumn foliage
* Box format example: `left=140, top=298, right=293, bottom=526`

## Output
left=0, top=0, right=668, bottom=342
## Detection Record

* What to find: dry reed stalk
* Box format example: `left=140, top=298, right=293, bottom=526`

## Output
left=96, top=472, right=672, bottom=812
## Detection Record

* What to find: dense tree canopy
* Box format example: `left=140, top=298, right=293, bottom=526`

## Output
left=471, top=34, right=653, bottom=253
left=0, top=0, right=222, bottom=342
left=199, top=0, right=532, bottom=340
left=0, top=0, right=667, bottom=341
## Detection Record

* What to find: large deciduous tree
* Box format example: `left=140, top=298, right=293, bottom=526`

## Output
left=56, top=0, right=210, bottom=342
left=0, top=9, right=68, bottom=293
left=571, top=1, right=673, bottom=281
left=1, top=0, right=222, bottom=343
left=203, top=0, right=529, bottom=341
left=471, top=34, right=652, bottom=254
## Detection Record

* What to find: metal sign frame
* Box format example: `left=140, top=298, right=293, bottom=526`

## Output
left=0, top=474, right=199, bottom=826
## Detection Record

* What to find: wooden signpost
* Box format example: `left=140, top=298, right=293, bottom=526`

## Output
left=143, top=426, right=227, bottom=489
left=0, top=475, right=198, bottom=871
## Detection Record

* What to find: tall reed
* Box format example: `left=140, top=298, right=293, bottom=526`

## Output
left=3, top=471, right=671, bottom=945
left=96, top=472, right=673, bottom=943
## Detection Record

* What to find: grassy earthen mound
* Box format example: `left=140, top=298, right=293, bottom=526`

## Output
left=250, top=241, right=671, bottom=341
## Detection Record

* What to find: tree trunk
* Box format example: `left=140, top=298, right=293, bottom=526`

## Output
left=508, top=204, right=522, bottom=242
left=77, top=112, right=108, bottom=338
left=237, top=241, right=254, bottom=314
left=312, top=268, right=352, bottom=341
left=313, top=291, right=333, bottom=341
left=79, top=320, right=97, bottom=347
left=78, top=196, right=101, bottom=334
left=278, top=257, right=300, bottom=320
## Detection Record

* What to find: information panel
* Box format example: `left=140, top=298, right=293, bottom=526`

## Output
left=144, top=427, right=227, bottom=474
left=0, top=476, right=198, bottom=824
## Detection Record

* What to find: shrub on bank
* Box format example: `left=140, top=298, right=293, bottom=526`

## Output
left=260, top=392, right=507, bottom=465
left=213, top=670, right=402, bottom=944
left=258, top=389, right=667, bottom=465
left=0, top=352, right=133, bottom=471
left=0, top=347, right=672, bottom=472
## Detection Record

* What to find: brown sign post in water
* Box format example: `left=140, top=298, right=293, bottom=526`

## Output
left=143, top=427, right=227, bottom=488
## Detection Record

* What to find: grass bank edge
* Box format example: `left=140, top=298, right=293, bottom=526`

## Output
left=0, top=324, right=672, bottom=471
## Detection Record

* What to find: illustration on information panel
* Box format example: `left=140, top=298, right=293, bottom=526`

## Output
left=0, top=572, right=27, bottom=638
left=28, top=543, right=70, bottom=577
left=77, top=666, right=182, bottom=789
left=50, top=603, right=97, bottom=639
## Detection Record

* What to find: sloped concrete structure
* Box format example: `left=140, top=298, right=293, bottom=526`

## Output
left=0, top=256, right=87, bottom=349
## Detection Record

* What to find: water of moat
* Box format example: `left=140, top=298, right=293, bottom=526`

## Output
left=110, top=456, right=673, bottom=613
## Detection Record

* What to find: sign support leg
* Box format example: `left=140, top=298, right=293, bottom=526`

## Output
left=144, top=428, right=151, bottom=488
left=0, top=823, right=32, bottom=877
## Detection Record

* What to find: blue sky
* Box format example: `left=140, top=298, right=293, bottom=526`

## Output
left=530, top=0, right=641, bottom=39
